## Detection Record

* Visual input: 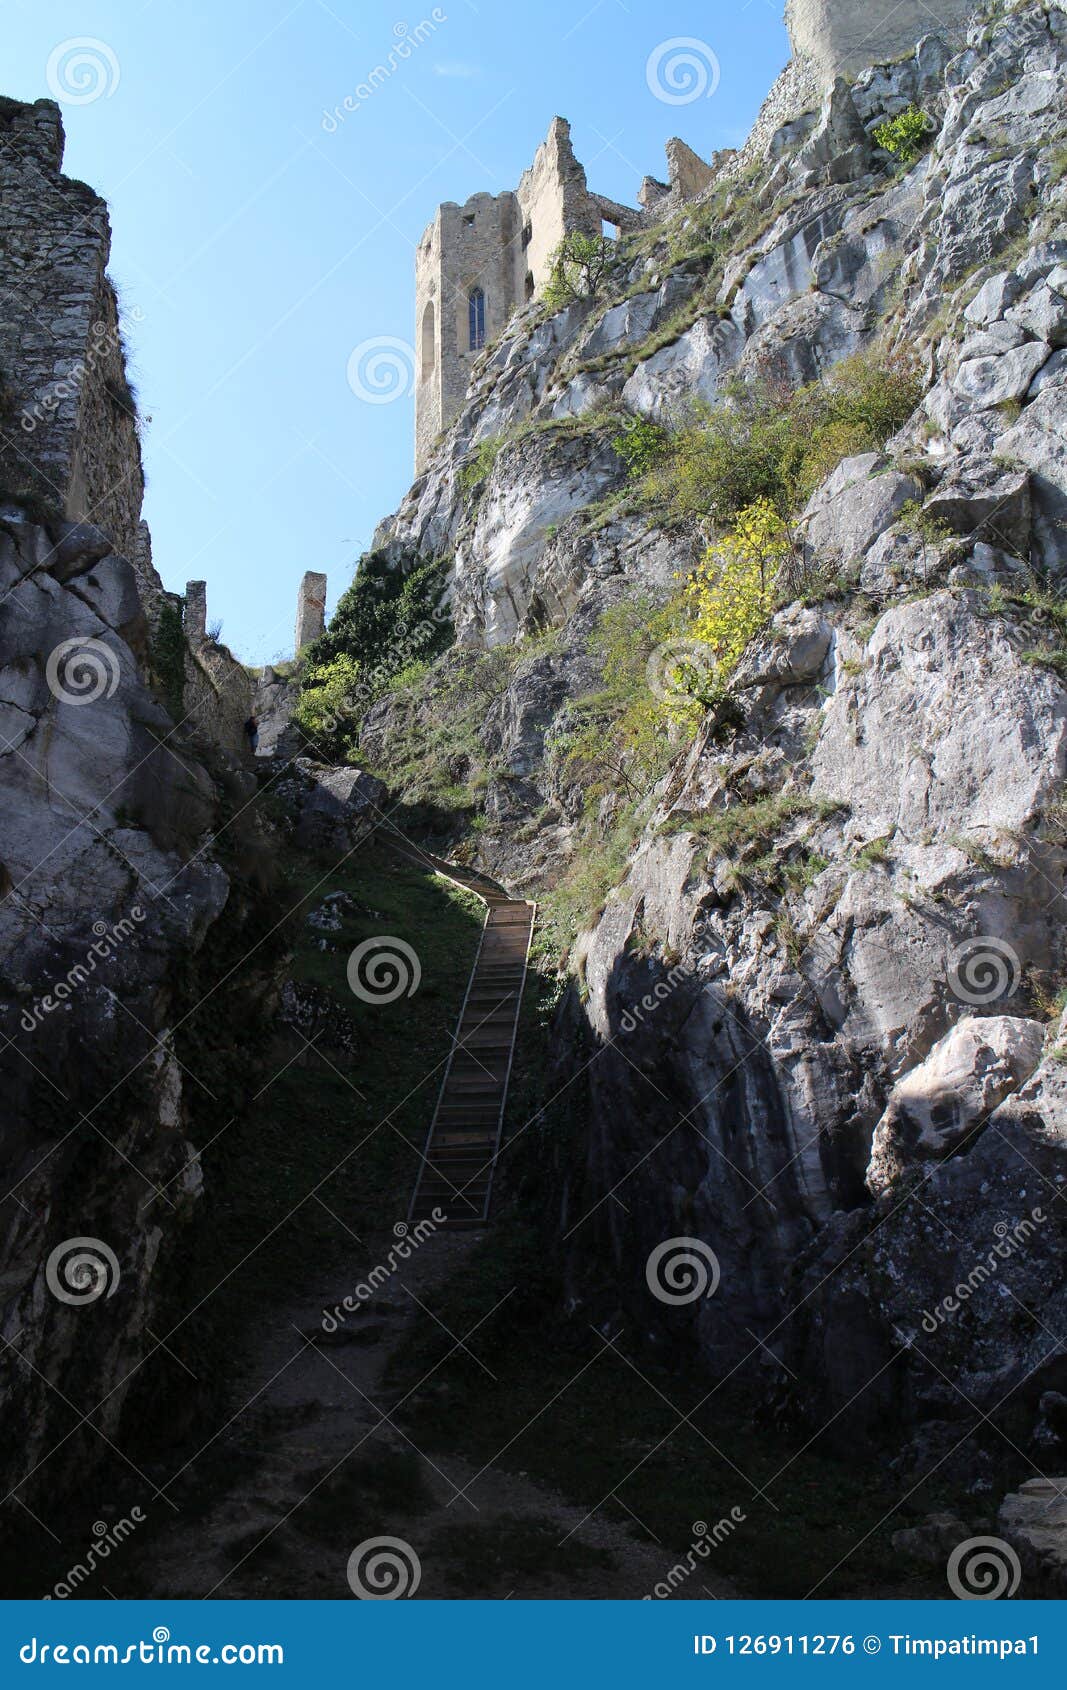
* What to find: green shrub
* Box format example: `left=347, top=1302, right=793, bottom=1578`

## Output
left=458, top=435, right=504, bottom=497
left=641, top=345, right=924, bottom=525
left=611, top=416, right=669, bottom=478
left=873, top=106, right=934, bottom=166
left=150, top=597, right=186, bottom=722
left=295, top=549, right=452, bottom=760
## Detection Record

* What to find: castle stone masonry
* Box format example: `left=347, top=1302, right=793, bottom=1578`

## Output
left=295, top=570, right=328, bottom=655
left=412, top=2, right=982, bottom=474
left=414, top=117, right=641, bottom=471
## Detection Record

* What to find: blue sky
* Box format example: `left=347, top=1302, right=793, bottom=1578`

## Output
left=3, top=0, right=790, bottom=663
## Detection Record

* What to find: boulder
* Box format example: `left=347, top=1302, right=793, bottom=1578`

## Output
left=953, top=341, right=1051, bottom=409
left=921, top=463, right=1031, bottom=554
left=733, top=606, right=832, bottom=690
left=800, top=455, right=921, bottom=568
left=866, top=1015, right=1047, bottom=1193
left=959, top=319, right=1028, bottom=359
left=964, top=271, right=1026, bottom=326
left=285, top=760, right=387, bottom=854
left=998, top=1478, right=1067, bottom=1593
left=1007, top=281, right=1067, bottom=348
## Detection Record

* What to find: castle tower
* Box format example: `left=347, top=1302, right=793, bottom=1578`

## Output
left=785, top=0, right=976, bottom=80
left=414, top=190, right=524, bottom=474
left=413, top=118, right=614, bottom=474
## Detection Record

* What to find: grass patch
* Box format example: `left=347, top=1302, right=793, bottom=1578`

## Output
left=123, top=839, right=486, bottom=1451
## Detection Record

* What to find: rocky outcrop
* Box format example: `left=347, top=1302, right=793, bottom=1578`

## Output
left=274, top=759, right=386, bottom=856
left=999, top=1477, right=1067, bottom=1592
left=0, top=509, right=242, bottom=1501
left=353, top=0, right=1067, bottom=1471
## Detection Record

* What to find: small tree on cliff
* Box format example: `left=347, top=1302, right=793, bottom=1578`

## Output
left=544, top=231, right=614, bottom=309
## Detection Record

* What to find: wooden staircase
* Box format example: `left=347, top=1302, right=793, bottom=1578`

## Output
left=401, top=848, right=535, bottom=1231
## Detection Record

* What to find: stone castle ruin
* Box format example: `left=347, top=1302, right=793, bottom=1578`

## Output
left=413, top=0, right=979, bottom=471
left=0, top=97, right=145, bottom=564
left=414, top=117, right=643, bottom=471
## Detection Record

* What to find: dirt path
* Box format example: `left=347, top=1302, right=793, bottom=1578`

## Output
left=137, top=1228, right=734, bottom=1600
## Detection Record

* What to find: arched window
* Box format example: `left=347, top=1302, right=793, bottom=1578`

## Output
left=421, top=300, right=435, bottom=378
left=468, top=287, right=486, bottom=351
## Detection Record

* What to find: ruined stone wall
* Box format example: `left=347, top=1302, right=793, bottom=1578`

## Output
left=414, top=117, right=634, bottom=471
left=515, top=117, right=602, bottom=296
left=785, top=0, right=976, bottom=79
left=182, top=581, right=254, bottom=757
left=295, top=570, right=327, bottom=654
left=0, top=97, right=145, bottom=563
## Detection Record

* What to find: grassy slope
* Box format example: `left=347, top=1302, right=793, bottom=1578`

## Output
left=168, top=839, right=487, bottom=1383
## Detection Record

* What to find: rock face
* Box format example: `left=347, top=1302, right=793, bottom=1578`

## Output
left=356, top=0, right=1067, bottom=1470
left=866, top=1015, right=1047, bottom=1193
left=276, top=760, right=386, bottom=855
left=0, top=511, right=238, bottom=1500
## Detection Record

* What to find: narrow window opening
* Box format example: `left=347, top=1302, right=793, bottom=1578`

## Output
left=468, top=287, right=486, bottom=351
left=421, top=300, right=435, bottom=378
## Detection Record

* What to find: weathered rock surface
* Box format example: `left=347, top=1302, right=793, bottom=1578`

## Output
left=276, top=759, right=387, bottom=855
left=866, top=1015, right=1047, bottom=1193
left=350, top=0, right=1067, bottom=1468
left=998, top=1477, right=1067, bottom=1593
left=0, top=513, right=238, bottom=1500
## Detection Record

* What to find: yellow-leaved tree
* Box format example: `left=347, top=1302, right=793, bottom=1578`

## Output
left=684, top=498, right=793, bottom=697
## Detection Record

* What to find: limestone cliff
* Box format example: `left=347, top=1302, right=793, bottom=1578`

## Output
left=0, top=100, right=272, bottom=1504
left=352, top=0, right=1067, bottom=1472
